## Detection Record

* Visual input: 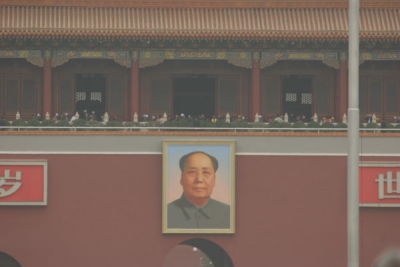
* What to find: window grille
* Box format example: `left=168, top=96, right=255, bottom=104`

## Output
left=301, top=93, right=312, bottom=104
left=285, top=93, right=297, bottom=102
left=75, top=92, right=86, bottom=102
left=90, top=92, right=102, bottom=102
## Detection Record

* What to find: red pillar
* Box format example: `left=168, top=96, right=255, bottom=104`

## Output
left=43, top=58, right=52, bottom=115
left=130, top=58, right=140, bottom=120
left=336, top=59, right=348, bottom=121
left=251, top=59, right=261, bottom=121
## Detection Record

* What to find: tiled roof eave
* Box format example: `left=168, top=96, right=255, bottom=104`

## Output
left=2, top=29, right=400, bottom=40
left=0, top=6, right=399, bottom=40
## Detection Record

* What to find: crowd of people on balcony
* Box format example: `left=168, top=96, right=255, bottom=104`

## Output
left=3, top=110, right=400, bottom=128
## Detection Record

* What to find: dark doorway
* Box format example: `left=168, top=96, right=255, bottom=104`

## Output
left=181, top=238, right=234, bottom=267
left=75, top=74, right=106, bottom=119
left=163, top=238, right=234, bottom=267
left=282, top=75, right=313, bottom=121
left=173, top=75, right=215, bottom=117
left=0, top=252, right=22, bottom=267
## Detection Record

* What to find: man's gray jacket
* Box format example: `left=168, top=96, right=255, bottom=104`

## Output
left=167, top=196, right=230, bottom=229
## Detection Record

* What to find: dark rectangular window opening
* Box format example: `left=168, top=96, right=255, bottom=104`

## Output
left=75, top=73, right=106, bottom=119
left=282, top=75, right=313, bottom=121
left=173, top=75, right=216, bottom=117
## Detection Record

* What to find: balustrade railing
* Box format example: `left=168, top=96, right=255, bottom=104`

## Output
left=1, top=126, right=399, bottom=134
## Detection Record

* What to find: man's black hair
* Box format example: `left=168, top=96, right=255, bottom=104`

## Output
left=179, top=151, right=219, bottom=172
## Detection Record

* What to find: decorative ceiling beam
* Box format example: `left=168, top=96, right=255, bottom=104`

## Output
left=0, top=50, right=43, bottom=66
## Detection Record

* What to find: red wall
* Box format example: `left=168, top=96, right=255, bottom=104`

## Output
left=0, top=154, right=398, bottom=267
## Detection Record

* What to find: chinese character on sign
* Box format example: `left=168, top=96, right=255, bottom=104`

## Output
left=376, top=171, right=400, bottom=199
left=0, top=169, right=22, bottom=198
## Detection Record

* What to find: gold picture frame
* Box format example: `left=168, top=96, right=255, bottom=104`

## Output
left=162, top=140, right=236, bottom=234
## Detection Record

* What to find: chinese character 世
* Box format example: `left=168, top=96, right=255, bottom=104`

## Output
left=0, top=169, right=22, bottom=198
left=375, top=171, right=400, bottom=199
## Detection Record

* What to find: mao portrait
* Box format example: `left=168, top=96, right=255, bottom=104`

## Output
left=162, top=141, right=235, bottom=234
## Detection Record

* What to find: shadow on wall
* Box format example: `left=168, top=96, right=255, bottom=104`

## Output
left=163, top=238, right=234, bottom=267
